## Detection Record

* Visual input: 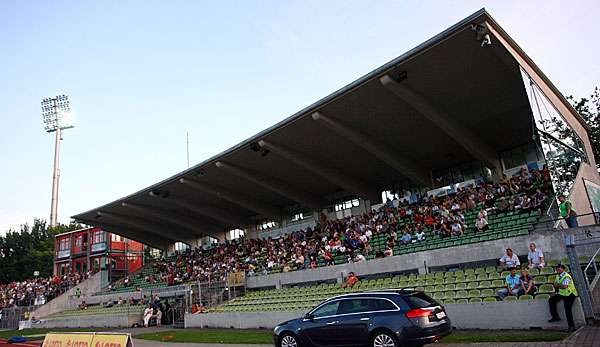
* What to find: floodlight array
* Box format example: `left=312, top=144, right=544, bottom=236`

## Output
left=41, top=95, right=71, bottom=132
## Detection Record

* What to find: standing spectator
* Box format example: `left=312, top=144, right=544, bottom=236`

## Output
left=548, top=264, right=578, bottom=332
left=527, top=243, right=545, bottom=269
left=558, top=195, right=578, bottom=228
left=143, top=305, right=153, bottom=327
left=499, top=248, right=520, bottom=269
left=498, top=267, right=520, bottom=299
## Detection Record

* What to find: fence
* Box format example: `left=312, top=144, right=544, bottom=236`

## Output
left=0, top=305, right=36, bottom=330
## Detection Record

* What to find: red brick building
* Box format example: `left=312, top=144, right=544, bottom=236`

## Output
left=54, top=227, right=144, bottom=276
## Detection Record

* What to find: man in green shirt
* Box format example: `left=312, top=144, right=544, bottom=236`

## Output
left=548, top=264, right=578, bottom=332
left=558, top=195, right=578, bottom=228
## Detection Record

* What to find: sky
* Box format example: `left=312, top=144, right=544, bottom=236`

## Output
left=0, top=1, right=599, bottom=234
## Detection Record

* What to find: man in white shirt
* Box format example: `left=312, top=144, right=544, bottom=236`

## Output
left=527, top=242, right=545, bottom=269
left=499, top=248, right=520, bottom=269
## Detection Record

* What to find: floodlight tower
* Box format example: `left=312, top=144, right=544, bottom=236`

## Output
left=41, top=95, right=74, bottom=227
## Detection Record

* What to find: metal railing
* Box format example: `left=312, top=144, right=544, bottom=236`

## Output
left=583, top=246, right=600, bottom=288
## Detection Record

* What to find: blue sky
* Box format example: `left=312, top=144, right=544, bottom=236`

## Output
left=1, top=1, right=599, bottom=233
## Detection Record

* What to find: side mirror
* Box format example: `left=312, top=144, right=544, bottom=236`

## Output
left=304, top=313, right=314, bottom=321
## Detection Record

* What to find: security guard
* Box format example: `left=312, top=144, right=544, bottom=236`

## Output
left=548, top=264, right=578, bottom=332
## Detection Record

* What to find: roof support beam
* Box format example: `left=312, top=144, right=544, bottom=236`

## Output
left=96, top=211, right=187, bottom=242
left=311, top=111, right=432, bottom=187
left=179, top=178, right=281, bottom=218
left=215, top=161, right=322, bottom=210
left=152, top=193, right=247, bottom=228
left=121, top=202, right=222, bottom=239
left=258, top=140, right=377, bottom=201
left=379, top=75, right=501, bottom=172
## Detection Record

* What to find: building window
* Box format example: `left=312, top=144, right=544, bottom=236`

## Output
left=257, top=220, right=278, bottom=231
left=59, top=238, right=69, bottom=251
left=111, top=234, right=123, bottom=242
left=92, top=230, right=106, bottom=243
left=229, top=229, right=245, bottom=240
left=334, top=198, right=360, bottom=212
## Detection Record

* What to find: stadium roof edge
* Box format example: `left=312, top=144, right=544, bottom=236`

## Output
left=72, top=8, right=591, bottom=242
left=72, top=8, right=490, bottom=221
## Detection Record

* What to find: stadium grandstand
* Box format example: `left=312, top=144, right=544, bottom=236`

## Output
left=5, top=8, right=600, bottom=332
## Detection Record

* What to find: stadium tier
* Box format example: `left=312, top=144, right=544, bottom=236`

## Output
left=212, top=266, right=563, bottom=313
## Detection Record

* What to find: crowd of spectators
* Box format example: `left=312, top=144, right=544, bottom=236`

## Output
left=0, top=272, right=91, bottom=309
left=137, top=167, right=552, bottom=286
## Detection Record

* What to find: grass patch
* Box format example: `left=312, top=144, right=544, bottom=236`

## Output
left=134, top=328, right=569, bottom=345
left=134, top=329, right=273, bottom=344
left=440, top=329, right=569, bottom=343
left=0, top=328, right=109, bottom=341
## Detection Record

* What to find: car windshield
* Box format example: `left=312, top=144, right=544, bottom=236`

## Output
left=402, top=292, right=440, bottom=309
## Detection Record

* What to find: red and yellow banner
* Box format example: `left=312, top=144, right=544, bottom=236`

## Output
left=42, top=333, right=131, bottom=347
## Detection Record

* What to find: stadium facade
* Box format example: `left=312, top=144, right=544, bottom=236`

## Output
left=54, top=227, right=144, bottom=276
left=72, top=8, right=600, bottom=252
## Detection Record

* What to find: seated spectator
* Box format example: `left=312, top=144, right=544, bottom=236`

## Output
left=497, top=197, right=510, bottom=212
left=342, top=272, right=359, bottom=288
left=475, top=214, right=489, bottom=233
left=451, top=221, right=463, bottom=236
left=527, top=242, right=545, bottom=269
left=400, top=231, right=412, bottom=245
left=499, top=248, right=520, bottom=269
left=78, top=300, right=87, bottom=310
left=498, top=267, right=520, bottom=299
left=415, top=230, right=426, bottom=242
left=354, top=253, right=366, bottom=262
left=519, top=269, right=536, bottom=295
left=383, top=246, right=393, bottom=257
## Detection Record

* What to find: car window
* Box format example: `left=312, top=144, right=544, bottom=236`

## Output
left=402, top=292, right=439, bottom=308
left=370, top=298, right=397, bottom=311
left=312, top=300, right=340, bottom=318
left=337, top=299, right=371, bottom=314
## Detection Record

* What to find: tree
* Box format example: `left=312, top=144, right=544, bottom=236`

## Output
left=566, top=86, right=600, bottom=169
left=0, top=219, right=81, bottom=283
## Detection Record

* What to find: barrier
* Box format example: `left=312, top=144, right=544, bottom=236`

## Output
left=42, top=332, right=132, bottom=347
left=185, top=299, right=585, bottom=330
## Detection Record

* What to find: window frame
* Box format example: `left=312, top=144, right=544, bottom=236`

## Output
left=306, top=296, right=400, bottom=320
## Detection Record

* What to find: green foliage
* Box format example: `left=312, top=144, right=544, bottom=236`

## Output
left=0, top=219, right=81, bottom=283
left=567, top=86, right=600, bottom=169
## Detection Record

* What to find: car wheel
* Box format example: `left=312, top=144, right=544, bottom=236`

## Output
left=279, top=333, right=299, bottom=347
left=371, top=331, right=398, bottom=347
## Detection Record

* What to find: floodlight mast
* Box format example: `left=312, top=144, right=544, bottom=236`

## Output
left=41, top=95, right=73, bottom=228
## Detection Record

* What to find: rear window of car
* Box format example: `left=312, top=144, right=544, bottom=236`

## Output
left=402, top=292, right=439, bottom=309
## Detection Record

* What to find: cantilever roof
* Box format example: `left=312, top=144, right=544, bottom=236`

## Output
left=73, top=9, right=583, bottom=249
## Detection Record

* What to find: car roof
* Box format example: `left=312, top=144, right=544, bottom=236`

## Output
left=326, top=289, right=418, bottom=301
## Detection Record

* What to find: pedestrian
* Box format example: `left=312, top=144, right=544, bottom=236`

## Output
left=548, top=264, right=578, bottom=332
left=558, top=195, right=578, bottom=228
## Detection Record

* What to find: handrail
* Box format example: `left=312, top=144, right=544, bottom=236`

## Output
left=545, top=193, right=558, bottom=219
left=584, top=246, right=600, bottom=287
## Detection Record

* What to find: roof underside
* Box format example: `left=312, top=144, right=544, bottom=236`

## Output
left=73, top=9, right=545, bottom=247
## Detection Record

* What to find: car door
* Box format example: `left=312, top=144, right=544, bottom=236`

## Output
left=334, top=298, right=372, bottom=346
left=302, top=300, right=342, bottom=347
